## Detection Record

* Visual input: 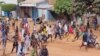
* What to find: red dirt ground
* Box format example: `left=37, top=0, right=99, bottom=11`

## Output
left=0, top=19, right=100, bottom=56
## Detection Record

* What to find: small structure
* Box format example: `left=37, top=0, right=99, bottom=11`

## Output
left=19, top=0, right=54, bottom=20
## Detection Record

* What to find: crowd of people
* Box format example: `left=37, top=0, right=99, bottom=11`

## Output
left=0, top=15, right=99, bottom=56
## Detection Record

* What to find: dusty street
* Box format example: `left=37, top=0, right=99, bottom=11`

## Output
left=0, top=19, right=100, bottom=56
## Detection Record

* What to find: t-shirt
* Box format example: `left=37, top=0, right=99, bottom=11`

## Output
left=46, top=27, right=52, bottom=34
left=58, top=23, right=62, bottom=28
left=64, top=24, right=68, bottom=32
left=69, top=26, right=73, bottom=34
left=35, top=34, right=39, bottom=39
left=55, top=26, right=60, bottom=33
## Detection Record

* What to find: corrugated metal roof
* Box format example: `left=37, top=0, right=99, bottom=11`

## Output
left=19, top=0, right=54, bottom=8
left=37, top=4, right=52, bottom=8
left=21, top=0, right=45, bottom=4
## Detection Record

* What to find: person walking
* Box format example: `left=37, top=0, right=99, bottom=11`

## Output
left=93, top=16, right=98, bottom=30
left=31, top=35, right=39, bottom=56
left=86, top=18, right=90, bottom=29
left=63, top=23, right=68, bottom=38
left=46, top=25, right=52, bottom=41
left=11, top=34, right=19, bottom=53
left=74, top=26, right=80, bottom=40
left=80, top=29, right=88, bottom=50
left=24, top=33, right=30, bottom=54
left=80, top=29, right=90, bottom=50
left=55, top=25, right=62, bottom=40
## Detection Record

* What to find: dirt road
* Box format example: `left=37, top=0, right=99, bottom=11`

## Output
left=0, top=19, right=100, bottom=56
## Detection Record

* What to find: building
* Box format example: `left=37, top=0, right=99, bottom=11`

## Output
left=19, top=0, right=54, bottom=20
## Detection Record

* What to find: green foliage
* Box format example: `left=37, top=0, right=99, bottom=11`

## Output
left=54, top=0, right=100, bottom=15
left=54, top=0, right=73, bottom=14
left=17, top=0, right=26, bottom=3
left=73, top=0, right=100, bottom=15
left=2, top=4, right=16, bottom=12
left=0, top=1, right=5, bottom=6
left=73, top=1, right=87, bottom=15
left=0, top=1, right=4, bottom=4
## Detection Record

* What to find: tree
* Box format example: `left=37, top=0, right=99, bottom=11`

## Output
left=17, top=0, right=25, bottom=3
left=0, top=1, right=5, bottom=16
left=73, top=0, right=100, bottom=15
left=1, top=4, right=16, bottom=18
left=54, top=0, right=73, bottom=14
left=2, top=4, right=16, bottom=12
left=0, top=1, right=5, bottom=5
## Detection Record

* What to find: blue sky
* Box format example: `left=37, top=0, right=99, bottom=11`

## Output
left=0, top=0, right=17, bottom=4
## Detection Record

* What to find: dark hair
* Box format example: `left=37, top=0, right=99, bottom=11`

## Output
left=24, top=33, right=26, bottom=37
left=49, top=25, right=51, bottom=28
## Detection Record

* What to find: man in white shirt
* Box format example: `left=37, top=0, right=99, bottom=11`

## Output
left=58, top=22, right=62, bottom=29
left=46, top=25, right=52, bottom=41
left=64, top=24, right=68, bottom=33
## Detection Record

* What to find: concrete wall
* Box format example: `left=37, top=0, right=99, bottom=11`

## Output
left=38, top=8, right=54, bottom=20
left=19, top=8, right=25, bottom=18
left=47, top=10, right=54, bottom=20
left=38, top=9, right=42, bottom=18
left=19, top=7, right=32, bottom=18
left=37, top=1, right=54, bottom=20
left=32, top=8, right=38, bottom=19
left=38, top=9, right=47, bottom=19
left=29, top=7, right=32, bottom=18
left=11, top=11, right=17, bottom=18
